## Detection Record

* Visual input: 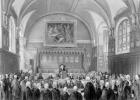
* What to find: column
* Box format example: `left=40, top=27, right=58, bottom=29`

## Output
left=108, top=27, right=115, bottom=54
left=19, top=36, right=26, bottom=71
left=130, top=14, right=136, bottom=49
left=135, top=13, right=140, bottom=47
left=0, top=0, right=2, bottom=48
left=18, top=25, right=26, bottom=71
left=108, top=27, right=115, bottom=73
left=103, top=30, right=109, bottom=72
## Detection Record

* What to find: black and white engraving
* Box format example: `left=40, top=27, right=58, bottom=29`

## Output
left=0, top=0, right=140, bottom=100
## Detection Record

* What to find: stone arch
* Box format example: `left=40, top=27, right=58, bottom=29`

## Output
left=25, top=12, right=94, bottom=46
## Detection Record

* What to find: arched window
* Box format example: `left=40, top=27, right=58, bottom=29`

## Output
left=116, top=18, right=130, bottom=54
left=9, top=16, right=16, bottom=53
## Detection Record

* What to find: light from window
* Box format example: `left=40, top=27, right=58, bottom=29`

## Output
left=116, top=19, right=130, bottom=54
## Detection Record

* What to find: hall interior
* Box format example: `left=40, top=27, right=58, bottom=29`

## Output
left=0, top=0, right=140, bottom=76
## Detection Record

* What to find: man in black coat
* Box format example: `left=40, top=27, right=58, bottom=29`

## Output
left=43, top=83, right=52, bottom=100
left=68, top=91, right=82, bottom=100
left=61, top=87, right=69, bottom=100
left=3, top=74, right=10, bottom=99
left=133, top=75, right=140, bottom=100
left=95, top=83, right=102, bottom=100
left=51, top=88, right=61, bottom=100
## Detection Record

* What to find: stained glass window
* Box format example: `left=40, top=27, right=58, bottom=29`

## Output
left=116, top=19, right=130, bottom=54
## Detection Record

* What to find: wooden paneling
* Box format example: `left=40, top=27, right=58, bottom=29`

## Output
left=0, top=49, right=19, bottom=74
left=109, top=52, right=140, bottom=76
left=37, top=47, right=85, bottom=73
left=90, top=57, right=97, bottom=71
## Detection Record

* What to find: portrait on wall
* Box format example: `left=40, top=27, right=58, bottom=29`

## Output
left=45, top=21, right=76, bottom=47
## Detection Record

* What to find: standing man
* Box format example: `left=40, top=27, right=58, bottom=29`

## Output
left=133, top=75, right=140, bottom=100
left=11, top=75, right=20, bottom=100
left=0, top=75, right=5, bottom=100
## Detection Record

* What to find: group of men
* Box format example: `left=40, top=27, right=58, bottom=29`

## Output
left=0, top=71, right=140, bottom=100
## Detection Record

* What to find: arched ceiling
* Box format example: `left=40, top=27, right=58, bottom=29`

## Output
left=12, top=0, right=26, bottom=17
left=133, top=0, right=140, bottom=12
left=106, top=0, right=127, bottom=18
left=7, top=0, right=139, bottom=42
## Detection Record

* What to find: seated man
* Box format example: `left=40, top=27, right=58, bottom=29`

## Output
left=59, top=65, right=68, bottom=79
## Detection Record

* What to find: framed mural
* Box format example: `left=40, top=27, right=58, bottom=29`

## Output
left=44, top=21, right=77, bottom=47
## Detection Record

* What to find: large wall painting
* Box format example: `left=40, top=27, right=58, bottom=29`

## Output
left=44, top=21, right=77, bottom=47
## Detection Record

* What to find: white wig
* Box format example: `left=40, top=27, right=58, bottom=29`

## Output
left=63, top=87, right=68, bottom=92
left=86, top=77, right=90, bottom=81
left=44, top=83, right=49, bottom=89
left=73, top=86, right=78, bottom=91
left=105, top=82, right=109, bottom=88
left=25, top=76, right=28, bottom=80
left=14, top=75, right=17, bottom=79
left=26, top=81, right=31, bottom=88
left=135, top=75, right=139, bottom=80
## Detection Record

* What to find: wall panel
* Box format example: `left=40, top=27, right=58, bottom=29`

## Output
left=109, top=52, right=140, bottom=76
left=0, top=49, right=19, bottom=74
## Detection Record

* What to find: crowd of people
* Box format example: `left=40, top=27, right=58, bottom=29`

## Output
left=0, top=71, right=140, bottom=100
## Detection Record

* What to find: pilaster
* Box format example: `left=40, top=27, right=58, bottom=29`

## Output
left=0, top=0, right=2, bottom=48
